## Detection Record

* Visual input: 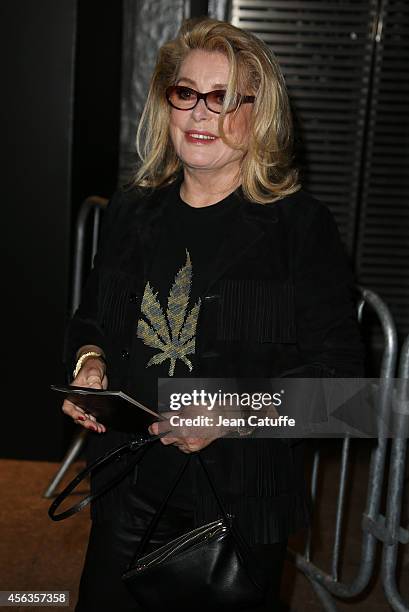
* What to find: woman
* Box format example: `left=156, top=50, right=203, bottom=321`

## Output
left=62, top=17, right=364, bottom=611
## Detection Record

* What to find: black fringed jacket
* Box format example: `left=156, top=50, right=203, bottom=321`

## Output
left=64, top=178, right=365, bottom=544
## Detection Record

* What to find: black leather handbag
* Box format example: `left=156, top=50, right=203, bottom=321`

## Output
left=122, top=450, right=267, bottom=610
left=48, top=433, right=268, bottom=610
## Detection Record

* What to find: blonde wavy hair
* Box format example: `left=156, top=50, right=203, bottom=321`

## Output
left=132, top=17, right=300, bottom=204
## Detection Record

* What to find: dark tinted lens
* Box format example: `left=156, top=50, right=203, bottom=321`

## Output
left=205, top=90, right=224, bottom=112
left=207, top=90, right=239, bottom=113
left=169, top=86, right=197, bottom=108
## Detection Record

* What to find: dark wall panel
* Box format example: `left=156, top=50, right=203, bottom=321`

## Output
left=355, top=0, right=409, bottom=346
left=72, top=0, right=123, bottom=210
left=120, top=0, right=186, bottom=183
left=230, top=0, right=378, bottom=255
left=0, top=1, right=76, bottom=459
left=229, top=0, right=409, bottom=353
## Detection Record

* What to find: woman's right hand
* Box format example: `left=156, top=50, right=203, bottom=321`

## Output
left=62, top=357, right=108, bottom=433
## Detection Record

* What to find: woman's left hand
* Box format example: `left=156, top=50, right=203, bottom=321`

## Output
left=148, top=408, right=228, bottom=453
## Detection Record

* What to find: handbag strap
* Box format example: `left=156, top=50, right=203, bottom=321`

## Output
left=130, top=450, right=233, bottom=565
left=196, top=452, right=233, bottom=524
left=48, top=432, right=169, bottom=521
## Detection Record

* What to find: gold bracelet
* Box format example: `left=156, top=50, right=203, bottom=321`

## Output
left=73, top=351, right=104, bottom=380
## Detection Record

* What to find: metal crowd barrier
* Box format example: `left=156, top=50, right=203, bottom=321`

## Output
left=383, top=333, right=409, bottom=611
left=288, top=288, right=408, bottom=611
left=43, top=196, right=108, bottom=499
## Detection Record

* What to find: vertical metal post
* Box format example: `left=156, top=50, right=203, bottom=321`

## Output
left=43, top=196, right=108, bottom=499
left=382, top=334, right=409, bottom=611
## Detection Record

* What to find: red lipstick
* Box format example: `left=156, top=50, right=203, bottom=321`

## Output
left=185, top=130, right=218, bottom=144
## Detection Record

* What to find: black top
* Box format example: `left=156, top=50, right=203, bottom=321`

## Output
left=133, top=177, right=241, bottom=507
left=63, top=178, right=364, bottom=541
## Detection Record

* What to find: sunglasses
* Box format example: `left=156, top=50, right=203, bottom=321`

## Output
left=166, top=85, right=255, bottom=114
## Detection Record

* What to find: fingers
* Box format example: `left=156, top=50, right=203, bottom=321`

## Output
left=79, top=413, right=106, bottom=433
left=85, top=374, right=103, bottom=387
left=62, top=399, right=106, bottom=433
left=101, top=374, right=108, bottom=390
left=175, top=438, right=201, bottom=452
left=64, top=361, right=107, bottom=433
left=172, top=438, right=208, bottom=453
left=174, top=445, right=191, bottom=454
left=148, top=421, right=186, bottom=447
left=148, top=422, right=158, bottom=436
left=147, top=418, right=216, bottom=453
left=72, top=361, right=106, bottom=390
left=148, top=420, right=173, bottom=436
left=72, top=372, right=103, bottom=389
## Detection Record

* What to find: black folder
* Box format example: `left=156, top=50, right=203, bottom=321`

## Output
left=51, top=384, right=164, bottom=433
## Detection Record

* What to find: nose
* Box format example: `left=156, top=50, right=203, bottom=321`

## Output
left=191, top=97, right=211, bottom=121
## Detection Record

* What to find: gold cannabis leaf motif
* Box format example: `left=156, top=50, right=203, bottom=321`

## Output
left=136, top=250, right=201, bottom=376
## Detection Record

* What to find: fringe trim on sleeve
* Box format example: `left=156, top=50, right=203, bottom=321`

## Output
left=217, top=279, right=296, bottom=343
left=98, top=270, right=140, bottom=335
